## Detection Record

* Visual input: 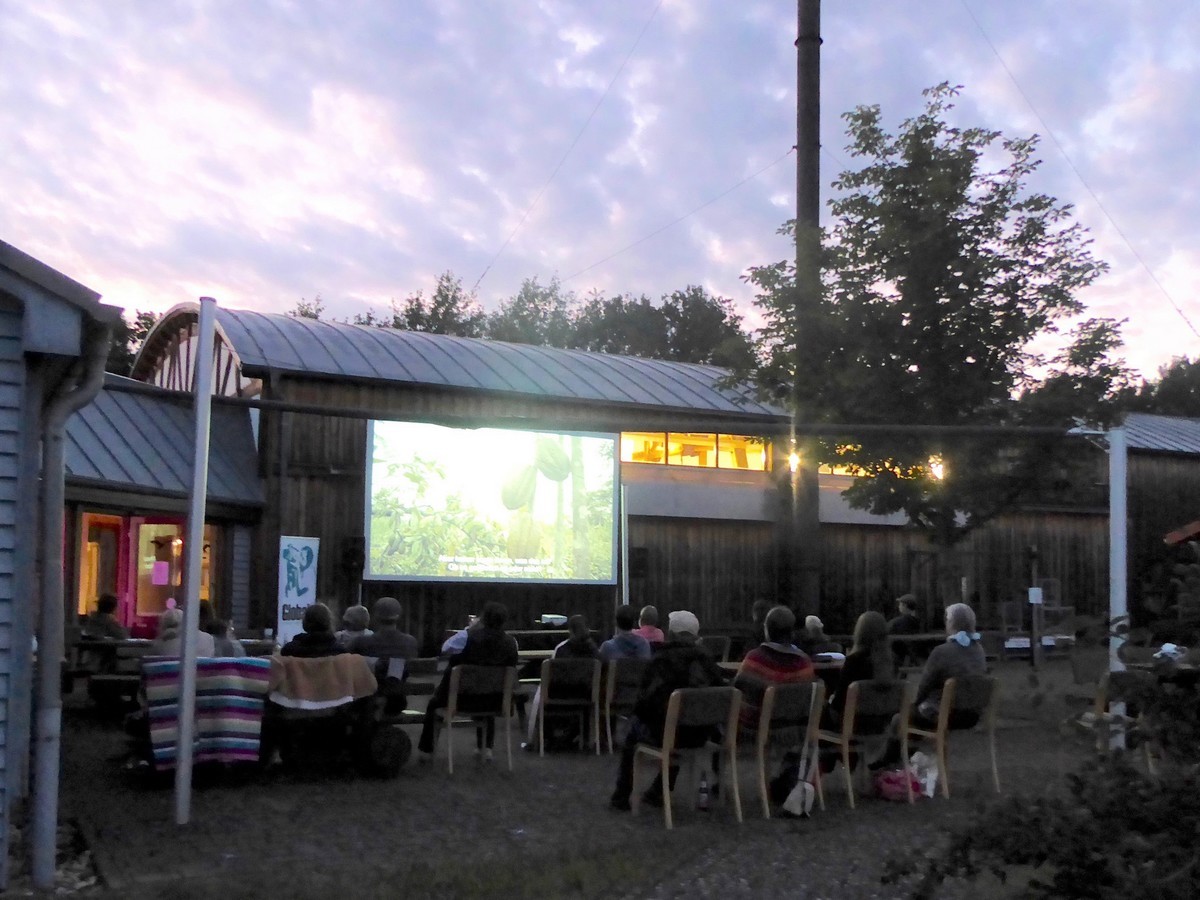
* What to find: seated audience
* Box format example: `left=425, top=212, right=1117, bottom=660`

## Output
left=734, top=606, right=814, bottom=734
left=887, top=594, right=922, bottom=635
left=632, top=605, right=666, bottom=646
left=210, top=620, right=246, bottom=657
left=744, top=598, right=771, bottom=659
left=440, top=614, right=480, bottom=657
left=827, top=611, right=894, bottom=724
left=554, top=614, right=599, bottom=659
left=797, top=615, right=842, bottom=657
left=599, top=605, right=652, bottom=662
left=913, top=602, right=987, bottom=729
left=336, top=604, right=373, bottom=649
left=351, top=597, right=419, bottom=715
left=418, top=602, right=519, bottom=761
left=609, top=610, right=730, bottom=811
left=149, top=607, right=216, bottom=657
left=280, top=603, right=344, bottom=658
left=85, top=593, right=129, bottom=640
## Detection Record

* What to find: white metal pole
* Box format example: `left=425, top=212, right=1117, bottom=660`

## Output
left=174, top=297, right=217, bottom=824
left=1108, top=426, right=1128, bottom=749
left=620, top=484, right=629, bottom=607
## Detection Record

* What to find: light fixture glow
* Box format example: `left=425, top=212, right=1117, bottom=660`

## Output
left=929, top=455, right=946, bottom=481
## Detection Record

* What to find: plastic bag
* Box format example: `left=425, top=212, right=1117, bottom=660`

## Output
left=781, top=780, right=815, bottom=817
left=873, top=766, right=920, bottom=801
left=909, top=751, right=939, bottom=798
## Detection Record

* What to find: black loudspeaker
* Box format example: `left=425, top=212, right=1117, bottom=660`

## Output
left=629, top=547, right=649, bottom=579
left=341, top=535, right=366, bottom=578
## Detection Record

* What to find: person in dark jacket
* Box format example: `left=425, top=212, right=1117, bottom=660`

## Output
left=599, top=605, right=652, bottom=662
left=554, top=614, right=599, bottom=659
left=84, top=593, right=129, bottom=640
left=887, top=594, right=923, bottom=667
left=280, top=603, right=344, bottom=658
left=352, top=596, right=419, bottom=715
left=609, top=610, right=730, bottom=811
left=418, top=601, right=519, bottom=760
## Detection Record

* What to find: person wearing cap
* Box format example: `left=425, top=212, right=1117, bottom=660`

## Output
left=351, top=597, right=419, bottom=716
left=609, top=609, right=730, bottom=811
left=887, top=594, right=924, bottom=666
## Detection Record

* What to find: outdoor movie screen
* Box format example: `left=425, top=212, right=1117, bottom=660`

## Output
left=365, top=421, right=618, bottom=583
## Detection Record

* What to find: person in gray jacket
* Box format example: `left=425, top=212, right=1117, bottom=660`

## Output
left=912, top=602, right=987, bottom=729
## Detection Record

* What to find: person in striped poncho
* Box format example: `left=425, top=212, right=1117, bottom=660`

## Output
left=733, top=606, right=815, bottom=736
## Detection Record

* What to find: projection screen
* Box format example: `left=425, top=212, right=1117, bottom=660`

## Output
left=365, top=421, right=618, bottom=583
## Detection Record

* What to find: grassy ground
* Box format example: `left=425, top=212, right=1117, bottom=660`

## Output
left=41, top=656, right=1090, bottom=899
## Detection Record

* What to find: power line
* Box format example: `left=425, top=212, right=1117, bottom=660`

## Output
left=471, top=1, right=664, bottom=294
left=564, top=147, right=795, bottom=283
left=959, top=0, right=1200, bottom=342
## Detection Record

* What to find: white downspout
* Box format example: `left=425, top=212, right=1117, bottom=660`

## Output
left=31, top=321, right=111, bottom=889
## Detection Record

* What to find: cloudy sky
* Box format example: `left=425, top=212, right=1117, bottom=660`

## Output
left=2, top=0, right=1195, bottom=377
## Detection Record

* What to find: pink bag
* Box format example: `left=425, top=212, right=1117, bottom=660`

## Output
left=873, top=767, right=919, bottom=801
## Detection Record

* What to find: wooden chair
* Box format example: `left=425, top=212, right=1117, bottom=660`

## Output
left=537, top=658, right=602, bottom=756
left=1065, top=643, right=1108, bottom=708
left=603, top=658, right=651, bottom=753
left=698, top=635, right=731, bottom=663
left=755, top=680, right=825, bottom=819
left=435, top=665, right=518, bottom=774
left=1091, top=668, right=1158, bottom=772
left=906, top=675, right=1000, bottom=798
left=817, top=679, right=912, bottom=809
left=631, top=686, right=744, bottom=829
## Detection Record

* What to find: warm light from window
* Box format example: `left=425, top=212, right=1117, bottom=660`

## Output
left=788, top=451, right=801, bottom=473
left=620, top=432, right=768, bottom=471
left=929, top=455, right=946, bottom=481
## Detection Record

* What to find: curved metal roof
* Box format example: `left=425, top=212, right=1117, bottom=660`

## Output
left=204, top=307, right=784, bottom=419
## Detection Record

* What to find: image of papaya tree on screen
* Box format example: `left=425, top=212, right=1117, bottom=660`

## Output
left=501, top=436, right=571, bottom=566
left=370, top=454, right=506, bottom=576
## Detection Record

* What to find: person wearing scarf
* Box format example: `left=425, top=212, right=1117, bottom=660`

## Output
left=912, top=603, right=986, bottom=729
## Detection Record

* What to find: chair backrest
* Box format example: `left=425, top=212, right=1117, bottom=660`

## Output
left=605, top=658, right=650, bottom=709
left=1000, top=600, right=1024, bottom=631
left=946, top=674, right=996, bottom=722
left=844, top=679, right=908, bottom=736
left=541, top=658, right=600, bottom=700
left=759, top=680, right=824, bottom=747
left=662, top=686, right=741, bottom=754
left=1070, top=644, right=1109, bottom=685
left=406, top=657, right=440, bottom=677
left=449, top=664, right=516, bottom=716
left=1116, top=643, right=1156, bottom=666
left=697, top=635, right=731, bottom=663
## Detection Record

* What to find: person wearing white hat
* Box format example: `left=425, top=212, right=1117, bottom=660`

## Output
left=609, top=609, right=729, bottom=811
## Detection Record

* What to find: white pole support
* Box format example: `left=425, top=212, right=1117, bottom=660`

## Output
left=1108, top=426, right=1128, bottom=749
left=620, top=484, right=629, bottom=608
left=174, top=297, right=217, bottom=824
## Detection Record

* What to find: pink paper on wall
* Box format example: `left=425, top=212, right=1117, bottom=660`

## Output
left=151, top=561, right=170, bottom=586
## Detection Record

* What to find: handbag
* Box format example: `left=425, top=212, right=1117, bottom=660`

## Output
left=873, top=766, right=920, bottom=801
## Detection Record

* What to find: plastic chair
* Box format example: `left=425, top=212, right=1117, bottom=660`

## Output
left=631, top=686, right=744, bottom=829
left=817, top=679, right=912, bottom=809
left=755, top=680, right=825, bottom=819
left=906, top=675, right=1000, bottom=798
left=697, top=635, right=732, bottom=663
left=436, top=665, right=518, bottom=774
left=603, top=658, right=651, bottom=753
left=537, top=658, right=602, bottom=756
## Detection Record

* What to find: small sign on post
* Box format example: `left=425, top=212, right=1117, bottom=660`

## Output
left=1028, top=586, right=1044, bottom=668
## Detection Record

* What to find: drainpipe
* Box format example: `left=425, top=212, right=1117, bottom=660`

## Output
left=31, top=321, right=111, bottom=889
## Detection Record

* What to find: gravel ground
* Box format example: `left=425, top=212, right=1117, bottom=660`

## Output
left=45, top=660, right=1086, bottom=899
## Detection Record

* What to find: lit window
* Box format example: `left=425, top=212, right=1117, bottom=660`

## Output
left=668, top=433, right=717, bottom=467
left=717, top=434, right=768, bottom=471
left=621, top=432, right=770, bottom=471
left=620, top=432, right=667, bottom=464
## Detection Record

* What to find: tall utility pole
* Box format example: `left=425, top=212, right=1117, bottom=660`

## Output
left=790, top=0, right=823, bottom=612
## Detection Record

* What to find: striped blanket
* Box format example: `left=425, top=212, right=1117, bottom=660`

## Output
left=143, top=657, right=273, bottom=769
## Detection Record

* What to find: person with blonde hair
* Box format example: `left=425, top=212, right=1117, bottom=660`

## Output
left=149, top=606, right=215, bottom=657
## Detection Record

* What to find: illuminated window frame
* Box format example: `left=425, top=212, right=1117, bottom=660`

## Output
left=620, top=432, right=769, bottom=471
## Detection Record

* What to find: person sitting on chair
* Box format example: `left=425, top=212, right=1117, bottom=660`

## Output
left=797, top=615, right=841, bottom=657
left=554, top=615, right=599, bottom=659
left=280, top=603, right=344, bottom=658
left=632, top=605, right=666, bottom=646
left=609, top=610, right=730, bottom=811
left=417, top=601, right=519, bottom=762
left=351, top=597, right=419, bottom=715
left=335, top=604, right=373, bottom=649
left=734, top=606, right=814, bottom=735
left=887, top=594, right=923, bottom=667
left=913, top=603, right=987, bottom=729
left=85, top=593, right=129, bottom=641
left=599, top=605, right=652, bottom=662
left=210, top=620, right=245, bottom=657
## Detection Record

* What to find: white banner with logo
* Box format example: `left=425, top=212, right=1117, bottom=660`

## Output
left=277, top=536, right=320, bottom=646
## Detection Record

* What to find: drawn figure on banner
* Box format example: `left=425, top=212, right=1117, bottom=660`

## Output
left=282, top=543, right=315, bottom=598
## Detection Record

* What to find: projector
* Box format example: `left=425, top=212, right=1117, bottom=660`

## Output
left=540, top=614, right=568, bottom=627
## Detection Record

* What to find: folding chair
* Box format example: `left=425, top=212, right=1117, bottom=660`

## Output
left=755, top=680, right=825, bottom=819
left=906, top=675, right=1000, bottom=798
left=631, top=686, right=743, bottom=830
left=697, top=635, right=732, bottom=663
left=603, top=657, right=650, bottom=753
left=817, top=679, right=912, bottom=809
left=436, top=665, right=518, bottom=774
left=537, top=658, right=602, bottom=756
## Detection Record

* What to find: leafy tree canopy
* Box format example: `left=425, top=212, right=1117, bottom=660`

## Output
left=1126, top=356, right=1200, bottom=417
left=485, top=276, right=575, bottom=348
left=106, top=310, right=159, bottom=375
left=749, top=84, right=1130, bottom=546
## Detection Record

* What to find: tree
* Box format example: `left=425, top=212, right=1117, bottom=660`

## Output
left=105, top=310, right=159, bottom=375
left=486, top=276, right=575, bottom=347
left=391, top=271, right=486, bottom=337
left=569, top=292, right=668, bottom=358
left=1128, top=356, right=1200, bottom=417
left=288, top=295, right=325, bottom=320
left=749, top=84, right=1127, bottom=552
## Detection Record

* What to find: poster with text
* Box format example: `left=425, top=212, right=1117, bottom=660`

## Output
left=277, top=535, right=320, bottom=646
